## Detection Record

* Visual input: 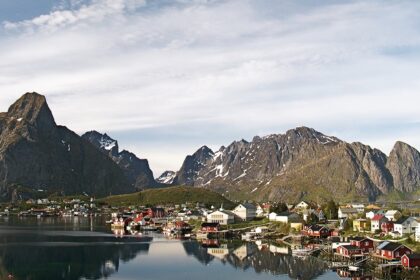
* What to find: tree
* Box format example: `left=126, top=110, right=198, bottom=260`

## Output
left=270, top=202, right=288, bottom=213
left=322, top=200, right=338, bottom=220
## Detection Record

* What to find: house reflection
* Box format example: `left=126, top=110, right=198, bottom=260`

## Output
left=182, top=240, right=328, bottom=280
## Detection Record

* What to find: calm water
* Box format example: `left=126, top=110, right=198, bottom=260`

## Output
left=0, top=217, right=347, bottom=280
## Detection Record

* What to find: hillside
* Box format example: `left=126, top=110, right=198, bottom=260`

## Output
left=99, top=186, right=235, bottom=209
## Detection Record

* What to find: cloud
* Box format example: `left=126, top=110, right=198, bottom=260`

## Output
left=1, top=0, right=420, bottom=175
left=3, top=0, right=146, bottom=31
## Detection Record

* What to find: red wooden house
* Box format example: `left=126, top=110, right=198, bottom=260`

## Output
left=302, top=225, right=330, bottom=238
left=381, top=221, right=394, bottom=233
left=147, top=207, right=165, bottom=218
left=336, top=245, right=362, bottom=257
left=201, top=222, right=220, bottom=232
left=374, top=241, right=412, bottom=260
left=401, top=253, right=420, bottom=269
left=349, top=237, right=374, bottom=253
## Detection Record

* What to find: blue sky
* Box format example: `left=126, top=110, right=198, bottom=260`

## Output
left=1, top=0, right=420, bottom=176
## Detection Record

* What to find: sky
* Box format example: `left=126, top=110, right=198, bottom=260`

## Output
left=1, top=0, right=420, bottom=177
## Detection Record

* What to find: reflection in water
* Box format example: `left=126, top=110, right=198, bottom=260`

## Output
left=0, top=217, right=333, bottom=280
left=0, top=218, right=152, bottom=280
left=183, top=241, right=328, bottom=280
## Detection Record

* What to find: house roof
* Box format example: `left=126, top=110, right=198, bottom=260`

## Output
left=404, top=253, right=420, bottom=260
left=385, top=210, right=400, bottom=215
left=394, top=216, right=413, bottom=225
left=350, top=236, right=368, bottom=242
left=372, top=214, right=386, bottom=221
left=377, top=241, right=403, bottom=251
left=340, top=245, right=360, bottom=251
left=237, top=203, right=256, bottom=210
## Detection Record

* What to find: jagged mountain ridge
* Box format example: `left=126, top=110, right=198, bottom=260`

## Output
left=82, top=131, right=158, bottom=189
left=174, top=127, right=420, bottom=202
left=0, top=92, right=132, bottom=200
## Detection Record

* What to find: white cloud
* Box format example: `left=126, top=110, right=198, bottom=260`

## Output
left=1, top=0, right=420, bottom=174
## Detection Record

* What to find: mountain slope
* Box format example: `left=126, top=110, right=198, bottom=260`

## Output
left=174, top=127, right=417, bottom=202
left=82, top=131, right=158, bottom=189
left=0, top=92, right=132, bottom=201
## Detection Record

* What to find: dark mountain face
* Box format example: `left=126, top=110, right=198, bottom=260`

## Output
left=82, top=131, right=158, bottom=189
left=173, top=127, right=420, bottom=202
left=0, top=92, right=132, bottom=200
left=173, top=146, right=214, bottom=186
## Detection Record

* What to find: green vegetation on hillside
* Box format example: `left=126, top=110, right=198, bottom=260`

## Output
left=99, top=186, right=235, bottom=209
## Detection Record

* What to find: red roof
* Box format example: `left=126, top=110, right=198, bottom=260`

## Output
left=372, top=214, right=385, bottom=221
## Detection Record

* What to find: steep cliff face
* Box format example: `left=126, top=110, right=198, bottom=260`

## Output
left=173, top=146, right=214, bottom=186
left=173, top=127, right=418, bottom=202
left=387, top=141, right=420, bottom=192
left=0, top=92, right=132, bottom=200
left=82, top=131, right=158, bottom=189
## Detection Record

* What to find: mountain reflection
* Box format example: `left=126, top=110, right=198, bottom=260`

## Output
left=183, top=241, right=327, bottom=280
left=0, top=233, right=152, bottom=280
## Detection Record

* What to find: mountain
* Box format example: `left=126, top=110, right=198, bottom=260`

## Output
left=156, top=171, right=176, bottom=185
left=387, top=141, right=420, bottom=192
left=82, top=131, right=158, bottom=189
left=0, top=92, right=132, bottom=201
left=174, top=127, right=420, bottom=202
left=173, top=146, right=214, bottom=185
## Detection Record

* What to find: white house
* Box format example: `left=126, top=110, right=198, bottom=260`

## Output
left=385, top=210, right=402, bottom=222
left=415, top=226, right=420, bottom=242
left=294, top=201, right=312, bottom=210
left=393, top=217, right=418, bottom=236
left=256, top=204, right=265, bottom=217
left=233, top=203, right=256, bottom=221
left=207, top=210, right=234, bottom=225
left=268, top=212, right=301, bottom=223
left=338, top=207, right=359, bottom=219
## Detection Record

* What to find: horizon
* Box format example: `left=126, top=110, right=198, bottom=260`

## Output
left=2, top=0, right=420, bottom=176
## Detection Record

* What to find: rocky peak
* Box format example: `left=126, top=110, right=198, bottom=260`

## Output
left=387, top=141, right=420, bottom=192
left=7, top=92, right=56, bottom=131
left=82, top=131, right=157, bottom=189
left=82, top=130, right=119, bottom=157
left=156, top=171, right=176, bottom=185
left=173, top=145, right=214, bottom=186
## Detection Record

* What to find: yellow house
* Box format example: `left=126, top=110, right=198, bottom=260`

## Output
left=353, top=218, right=368, bottom=232
left=290, top=222, right=303, bottom=232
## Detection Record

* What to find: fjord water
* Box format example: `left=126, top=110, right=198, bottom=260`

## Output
left=0, top=217, right=342, bottom=280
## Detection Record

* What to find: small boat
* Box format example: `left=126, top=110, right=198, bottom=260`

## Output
left=348, top=266, right=360, bottom=272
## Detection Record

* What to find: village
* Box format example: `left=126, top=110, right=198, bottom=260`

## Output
left=1, top=196, right=420, bottom=279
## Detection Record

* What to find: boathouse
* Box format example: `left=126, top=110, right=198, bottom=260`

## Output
left=374, top=241, right=412, bottom=260
left=349, top=237, right=374, bottom=253
left=401, top=253, right=420, bottom=269
left=336, top=245, right=362, bottom=257
left=302, top=225, right=329, bottom=238
left=201, top=222, right=220, bottom=232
